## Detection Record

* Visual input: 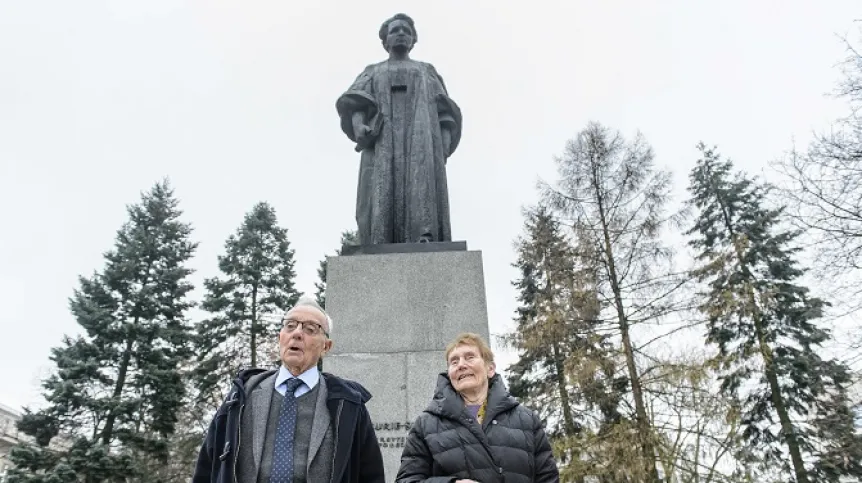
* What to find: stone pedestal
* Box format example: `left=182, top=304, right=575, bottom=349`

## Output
left=322, top=245, right=490, bottom=481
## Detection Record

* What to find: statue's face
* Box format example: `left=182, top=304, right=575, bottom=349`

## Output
left=385, top=19, right=414, bottom=52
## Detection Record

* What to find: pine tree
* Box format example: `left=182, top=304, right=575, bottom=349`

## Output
left=543, top=122, right=678, bottom=482
left=686, top=143, right=862, bottom=482
left=314, top=230, right=357, bottom=309
left=507, top=205, right=631, bottom=481
left=509, top=206, right=583, bottom=437
left=7, top=181, right=197, bottom=483
left=508, top=206, right=621, bottom=432
left=194, top=202, right=299, bottom=411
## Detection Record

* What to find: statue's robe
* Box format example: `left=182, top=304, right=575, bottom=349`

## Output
left=336, top=59, right=462, bottom=245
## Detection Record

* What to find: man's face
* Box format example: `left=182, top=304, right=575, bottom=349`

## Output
left=278, top=305, right=332, bottom=376
left=447, top=344, right=495, bottom=394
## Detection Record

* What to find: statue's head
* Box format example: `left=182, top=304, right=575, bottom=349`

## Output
left=379, top=13, right=417, bottom=53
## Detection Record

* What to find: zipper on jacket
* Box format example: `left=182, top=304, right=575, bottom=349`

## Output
left=464, top=414, right=503, bottom=478
left=233, top=403, right=245, bottom=483
left=329, top=400, right=344, bottom=483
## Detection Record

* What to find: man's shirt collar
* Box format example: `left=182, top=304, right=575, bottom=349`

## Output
left=275, top=364, right=319, bottom=394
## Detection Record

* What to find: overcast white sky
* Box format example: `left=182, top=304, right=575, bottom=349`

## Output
left=1, top=1, right=859, bottom=411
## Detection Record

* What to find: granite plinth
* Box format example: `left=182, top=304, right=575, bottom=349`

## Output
left=322, top=249, right=490, bottom=480
left=325, top=250, right=488, bottom=354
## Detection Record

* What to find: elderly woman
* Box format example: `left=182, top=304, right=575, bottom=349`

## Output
left=396, top=333, right=559, bottom=483
left=336, top=13, right=462, bottom=245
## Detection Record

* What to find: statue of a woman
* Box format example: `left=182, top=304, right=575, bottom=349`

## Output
left=336, top=13, right=463, bottom=245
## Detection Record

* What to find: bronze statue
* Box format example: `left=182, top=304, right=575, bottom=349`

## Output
left=336, top=13, right=462, bottom=245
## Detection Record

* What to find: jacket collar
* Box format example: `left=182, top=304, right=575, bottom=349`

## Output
left=426, top=372, right=518, bottom=422
left=321, top=371, right=372, bottom=404
left=229, top=367, right=275, bottom=400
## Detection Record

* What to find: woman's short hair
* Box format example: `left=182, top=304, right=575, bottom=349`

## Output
left=379, top=13, right=418, bottom=50
left=445, top=332, right=495, bottom=364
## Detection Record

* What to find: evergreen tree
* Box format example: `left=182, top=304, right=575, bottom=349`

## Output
left=7, top=181, right=197, bottom=483
left=509, top=206, right=580, bottom=437
left=314, top=230, right=357, bottom=309
left=508, top=206, right=620, bottom=433
left=543, top=122, right=678, bottom=482
left=507, top=205, right=630, bottom=481
left=195, top=202, right=299, bottom=411
left=686, top=143, right=862, bottom=482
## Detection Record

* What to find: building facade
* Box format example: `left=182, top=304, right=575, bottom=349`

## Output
left=0, top=403, right=24, bottom=481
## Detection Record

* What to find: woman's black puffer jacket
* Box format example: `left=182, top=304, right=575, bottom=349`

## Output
left=395, top=373, right=559, bottom=483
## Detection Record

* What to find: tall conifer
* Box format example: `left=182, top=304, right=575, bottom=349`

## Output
left=195, top=202, right=299, bottom=412
left=8, top=181, right=197, bottom=483
left=687, top=144, right=862, bottom=482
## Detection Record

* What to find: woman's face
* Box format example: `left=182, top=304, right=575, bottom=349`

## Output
left=447, top=343, right=496, bottom=395
left=385, top=19, right=414, bottom=52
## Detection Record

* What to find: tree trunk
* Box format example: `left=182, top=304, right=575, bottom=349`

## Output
left=552, top=340, right=577, bottom=436
left=719, top=207, right=810, bottom=483
left=756, top=325, right=809, bottom=483
left=596, top=193, right=661, bottom=483
left=250, top=284, right=258, bottom=367
left=102, top=335, right=135, bottom=446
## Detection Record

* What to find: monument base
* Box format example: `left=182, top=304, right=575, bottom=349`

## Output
left=323, top=248, right=490, bottom=480
left=339, top=240, right=467, bottom=256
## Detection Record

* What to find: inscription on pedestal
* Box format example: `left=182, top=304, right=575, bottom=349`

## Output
left=374, top=421, right=412, bottom=449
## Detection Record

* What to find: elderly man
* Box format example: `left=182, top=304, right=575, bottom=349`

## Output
left=192, top=296, right=385, bottom=483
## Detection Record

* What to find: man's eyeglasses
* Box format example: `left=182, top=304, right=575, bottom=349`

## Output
left=283, top=319, right=328, bottom=337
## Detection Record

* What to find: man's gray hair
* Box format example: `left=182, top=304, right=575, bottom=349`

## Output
left=287, top=295, right=334, bottom=332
